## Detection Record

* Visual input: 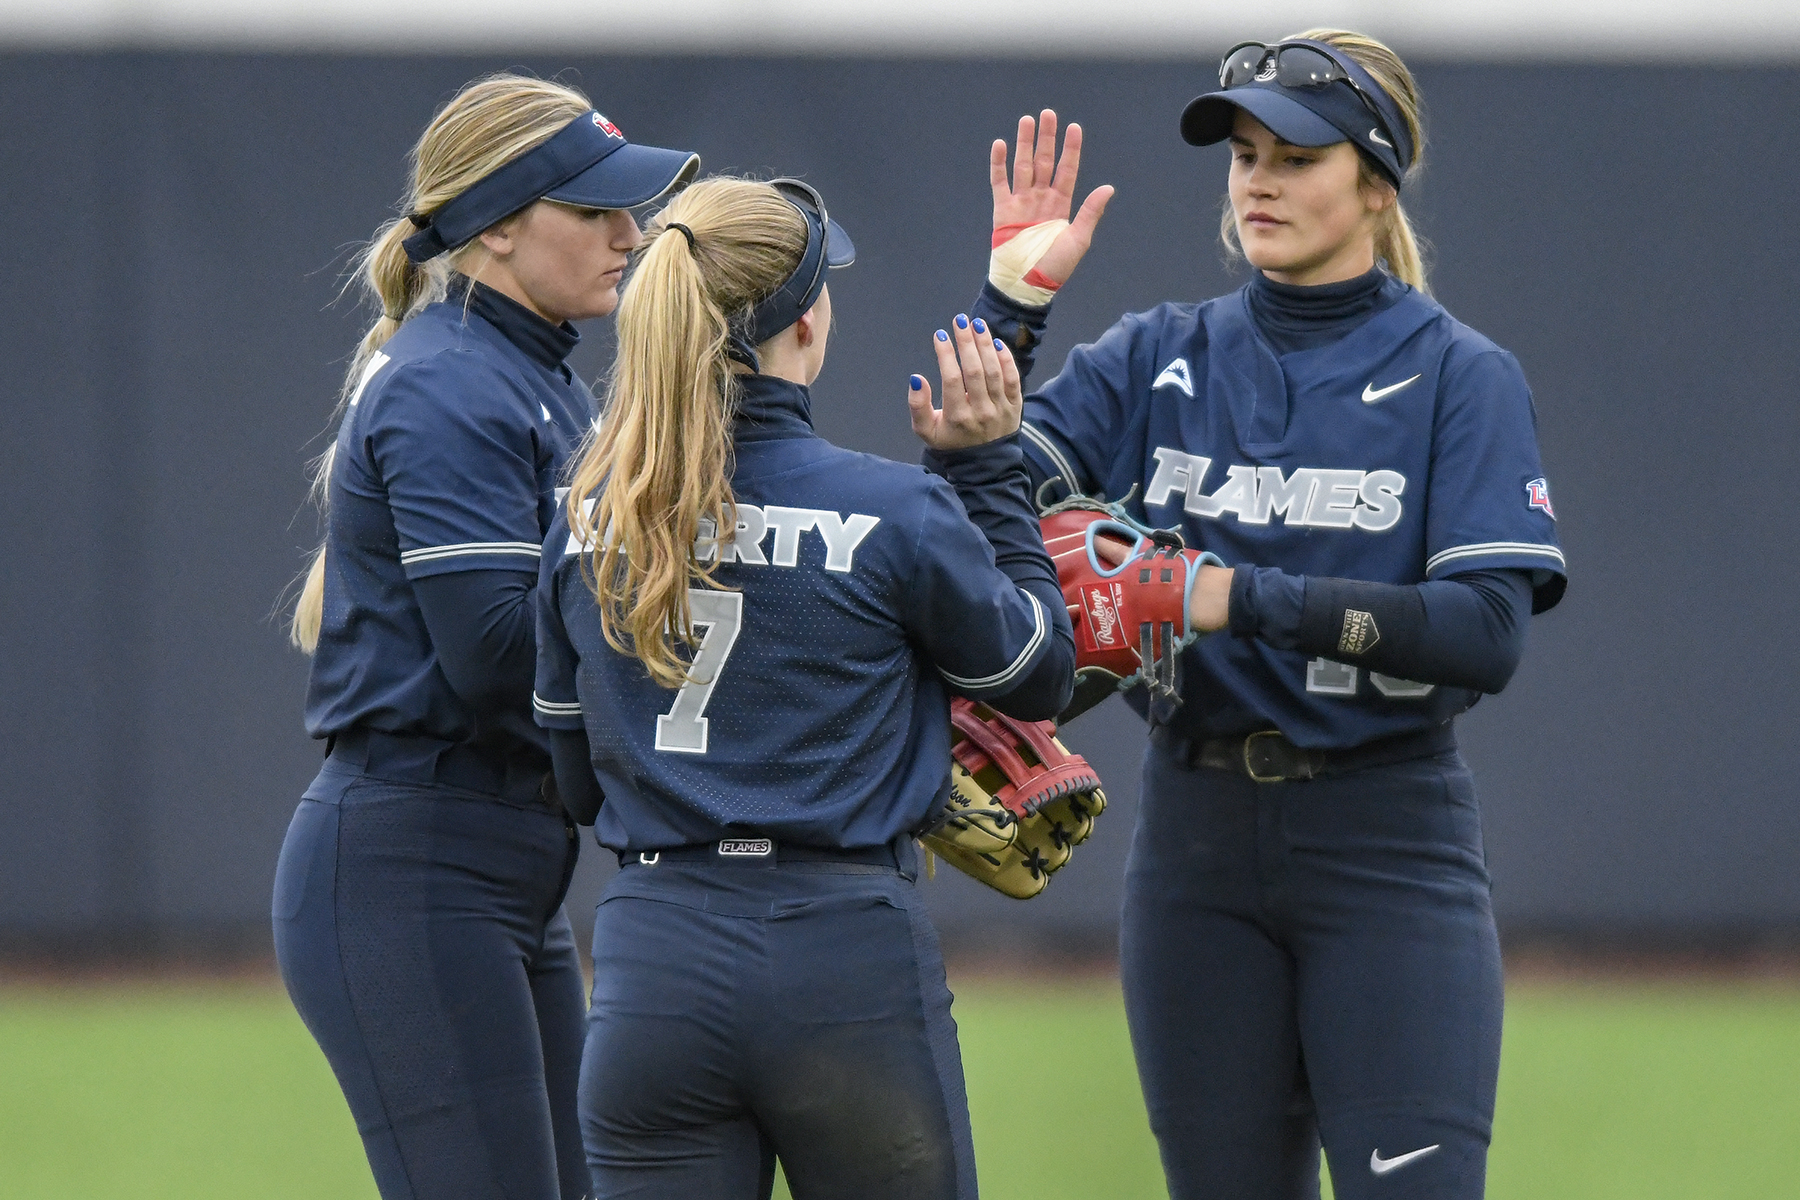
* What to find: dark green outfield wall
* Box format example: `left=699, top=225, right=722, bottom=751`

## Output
left=2, top=53, right=1796, bottom=956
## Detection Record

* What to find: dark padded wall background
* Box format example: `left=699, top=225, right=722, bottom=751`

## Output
left=2, top=53, right=1796, bottom=956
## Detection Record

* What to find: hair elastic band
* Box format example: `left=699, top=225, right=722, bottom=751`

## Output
left=667, top=222, right=697, bottom=251
left=405, top=212, right=431, bottom=229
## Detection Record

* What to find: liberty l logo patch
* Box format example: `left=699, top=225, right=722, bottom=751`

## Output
left=1526, top=477, right=1555, bottom=518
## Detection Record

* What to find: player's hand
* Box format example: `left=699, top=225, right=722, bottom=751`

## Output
left=1091, top=537, right=1234, bottom=633
left=991, top=110, right=1115, bottom=289
left=908, top=315, right=1023, bottom=450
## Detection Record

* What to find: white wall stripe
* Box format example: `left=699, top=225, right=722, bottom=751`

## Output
left=7, top=0, right=1794, bottom=58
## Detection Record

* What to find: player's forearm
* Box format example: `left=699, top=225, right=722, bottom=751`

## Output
left=413, top=569, right=538, bottom=713
left=548, top=727, right=604, bottom=826
left=1228, top=567, right=1533, bottom=694
left=922, top=436, right=1077, bottom=718
left=921, top=435, right=1061, bottom=597
left=970, top=282, right=1050, bottom=386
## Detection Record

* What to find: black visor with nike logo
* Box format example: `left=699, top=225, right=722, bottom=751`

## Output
left=1180, top=39, right=1411, bottom=190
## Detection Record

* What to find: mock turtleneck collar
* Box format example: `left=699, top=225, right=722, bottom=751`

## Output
left=1245, top=265, right=1401, bottom=358
left=450, top=274, right=580, bottom=372
left=732, top=373, right=816, bottom=440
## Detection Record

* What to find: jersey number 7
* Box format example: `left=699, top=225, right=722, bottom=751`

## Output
left=654, top=589, right=745, bottom=755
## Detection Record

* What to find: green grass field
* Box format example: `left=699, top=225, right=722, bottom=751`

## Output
left=2, top=973, right=1795, bottom=1198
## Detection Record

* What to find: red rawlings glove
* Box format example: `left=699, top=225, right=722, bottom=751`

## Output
left=1040, top=495, right=1223, bottom=722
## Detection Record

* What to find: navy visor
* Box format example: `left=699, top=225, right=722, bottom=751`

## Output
left=403, top=111, right=700, bottom=263
left=733, top=178, right=854, bottom=359
left=1180, top=40, right=1411, bottom=189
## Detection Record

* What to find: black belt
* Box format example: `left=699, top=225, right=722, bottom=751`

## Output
left=1155, top=722, right=1456, bottom=783
left=326, top=728, right=553, bottom=807
left=619, top=837, right=905, bottom=871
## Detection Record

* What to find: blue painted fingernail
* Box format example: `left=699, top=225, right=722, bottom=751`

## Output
left=994, top=338, right=1005, bottom=351
left=910, top=374, right=924, bottom=390
left=974, top=318, right=987, bottom=334
left=955, top=314, right=969, bottom=329
left=936, top=330, right=948, bottom=342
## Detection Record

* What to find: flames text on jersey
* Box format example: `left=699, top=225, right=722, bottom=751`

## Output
left=1145, top=447, right=1405, bottom=532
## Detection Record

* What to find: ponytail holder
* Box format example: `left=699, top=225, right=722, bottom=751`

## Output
left=667, top=222, right=697, bottom=251
left=405, top=212, right=431, bottom=229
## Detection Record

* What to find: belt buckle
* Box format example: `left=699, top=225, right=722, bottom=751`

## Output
left=1243, top=731, right=1288, bottom=783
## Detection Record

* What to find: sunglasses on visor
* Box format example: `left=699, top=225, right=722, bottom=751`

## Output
left=1218, top=42, right=1403, bottom=161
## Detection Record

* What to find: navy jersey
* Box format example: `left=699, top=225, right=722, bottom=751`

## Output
left=1021, top=278, right=1567, bottom=748
left=305, top=283, right=597, bottom=759
left=534, top=375, right=1066, bottom=853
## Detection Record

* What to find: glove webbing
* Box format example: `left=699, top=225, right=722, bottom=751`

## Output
left=1131, top=545, right=1186, bottom=700
left=950, top=704, right=1102, bottom=819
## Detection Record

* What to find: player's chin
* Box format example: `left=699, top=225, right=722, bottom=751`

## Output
left=1240, top=230, right=1300, bottom=269
left=574, top=283, right=622, bottom=321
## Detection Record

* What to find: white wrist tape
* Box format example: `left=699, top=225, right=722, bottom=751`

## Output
left=989, top=218, right=1069, bottom=307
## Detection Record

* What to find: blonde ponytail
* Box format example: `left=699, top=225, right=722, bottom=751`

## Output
left=289, top=73, right=593, bottom=652
left=1373, top=202, right=1428, bottom=293
left=565, top=178, right=808, bottom=689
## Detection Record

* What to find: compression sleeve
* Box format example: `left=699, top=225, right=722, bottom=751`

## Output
left=531, top=515, right=587, bottom=732
left=412, top=569, right=537, bottom=713
left=1228, top=566, right=1534, bottom=695
left=548, top=727, right=604, bottom=826
left=911, top=434, right=1075, bottom=720
left=970, top=282, right=1052, bottom=386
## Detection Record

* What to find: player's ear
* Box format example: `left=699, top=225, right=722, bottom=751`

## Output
left=794, top=285, right=832, bottom=351
left=793, top=304, right=818, bottom=349
left=476, top=209, right=526, bottom=258
left=1361, top=173, right=1397, bottom=215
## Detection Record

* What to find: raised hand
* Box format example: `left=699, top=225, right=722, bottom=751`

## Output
left=991, top=109, right=1115, bottom=290
left=908, top=314, right=1023, bottom=451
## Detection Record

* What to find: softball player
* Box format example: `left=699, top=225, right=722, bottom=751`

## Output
left=272, top=75, right=697, bottom=1200
left=532, top=175, right=1075, bottom=1199
left=981, top=31, right=1567, bottom=1200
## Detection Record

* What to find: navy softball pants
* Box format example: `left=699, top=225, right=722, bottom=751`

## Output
left=272, top=760, right=588, bottom=1200
left=1120, top=735, right=1502, bottom=1200
left=577, top=848, right=975, bottom=1200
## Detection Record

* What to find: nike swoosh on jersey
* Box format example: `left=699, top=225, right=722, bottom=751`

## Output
left=1370, top=1145, right=1440, bottom=1175
left=1362, top=374, right=1422, bottom=404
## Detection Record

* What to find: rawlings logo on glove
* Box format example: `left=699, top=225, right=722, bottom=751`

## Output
left=1040, top=493, right=1225, bottom=723
left=919, top=698, right=1106, bottom=900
